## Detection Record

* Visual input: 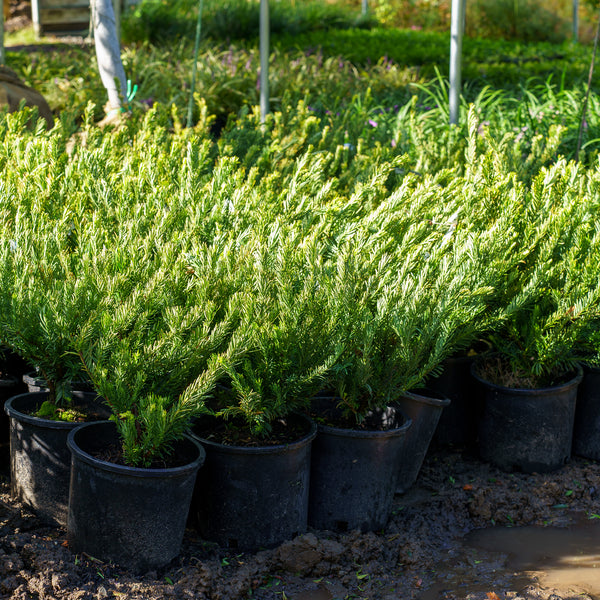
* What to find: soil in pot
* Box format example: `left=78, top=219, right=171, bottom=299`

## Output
left=308, top=397, right=411, bottom=533
left=189, top=413, right=316, bottom=551
left=473, top=361, right=583, bottom=473
left=4, top=391, right=109, bottom=526
left=395, top=388, right=450, bottom=494
left=67, top=420, right=205, bottom=573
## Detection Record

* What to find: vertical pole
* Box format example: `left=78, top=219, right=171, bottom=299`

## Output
left=31, top=0, right=41, bottom=37
left=0, top=0, right=4, bottom=66
left=260, top=0, right=269, bottom=122
left=362, top=0, right=368, bottom=17
left=449, top=0, right=465, bottom=125
left=113, top=0, right=121, bottom=44
left=573, top=0, right=579, bottom=42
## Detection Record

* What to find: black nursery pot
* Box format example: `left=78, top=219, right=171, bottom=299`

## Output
left=395, top=389, right=450, bottom=494
left=189, top=413, right=316, bottom=551
left=67, top=421, right=205, bottom=573
left=4, top=391, right=108, bottom=526
left=0, top=374, right=26, bottom=472
left=473, top=364, right=583, bottom=473
left=571, top=364, right=600, bottom=460
left=308, top=402, right=411, bottom=533
left=428, top=354, right=481, bottom=448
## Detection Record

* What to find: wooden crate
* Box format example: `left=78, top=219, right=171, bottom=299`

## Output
left=31, top=0, right=138, bottom=38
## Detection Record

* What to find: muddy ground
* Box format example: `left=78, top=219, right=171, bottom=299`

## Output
left=2, top=444, right=600, bottom=600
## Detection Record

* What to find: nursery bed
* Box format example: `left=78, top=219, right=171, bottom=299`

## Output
left=2, top=447, right=600, bottom=600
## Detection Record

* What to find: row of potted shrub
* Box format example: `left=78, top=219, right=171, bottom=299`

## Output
left=2, top=108, right=600, bottom=570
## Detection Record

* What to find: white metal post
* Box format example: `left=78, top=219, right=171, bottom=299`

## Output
left=260, top=0, right=270, bottom=122
left=113, top=0, right=121, bottom=43
left=362, top=0, right=368, bottom=17
left=0, top=0, right=4, bottom=65
left=449, top=0, right=465, bottom=125
left=573, top=0, right=579, bottom=42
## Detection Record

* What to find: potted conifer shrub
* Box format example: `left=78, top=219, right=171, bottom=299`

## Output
left=473, top=257, right=597, bottom=473
left=189, top=230, right=339, bottom=550
left=0, top=222, right=111, bottom=525
left=307, top=218, right=515, bottom=531
left=68, top=250, right=244, bottom=572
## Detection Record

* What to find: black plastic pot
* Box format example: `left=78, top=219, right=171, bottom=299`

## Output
left=473, top=365, right=583, bottom=473
left=428, top=354, right=482, bottom=448
left=4, top=391, right=108, bottom=525
left=571, top=364, right=600, bottom=460
left=395, top=389, right=450, bottom=494
left=67, top=421, right=205, bottom=573
left=189, top=414, right=316, bottom=550
left=308, top=403, right=411, bottom=532
left=0, top=375, right=26, bottom=473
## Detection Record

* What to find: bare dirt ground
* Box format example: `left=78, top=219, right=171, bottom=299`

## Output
left=2, top=444, right=600, bottom=600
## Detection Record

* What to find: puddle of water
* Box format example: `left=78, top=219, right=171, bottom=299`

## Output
left=420, top=516, right=600, bottom=599
left=468, top=517, right=600, bottom=596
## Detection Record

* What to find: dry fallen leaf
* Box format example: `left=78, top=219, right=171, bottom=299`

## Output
left=486, top=592, right=501, bottom=600
left=463, top=484, right=473, bottom=491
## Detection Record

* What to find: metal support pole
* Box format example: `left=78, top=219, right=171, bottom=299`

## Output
left=449, top=0, right=465, bottom=125
left=113, top=0, right=121, bottom=44
left=0, top=0, right=4, bottom=66
left=362, top=0, right=368, bottom=17
left=573, top=0, right=579, bottom=42
left=260, top=0, right=269, bottom=122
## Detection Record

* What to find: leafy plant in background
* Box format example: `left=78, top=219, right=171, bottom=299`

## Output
left=467, top=0, right=568, bottom=42
left=121, top=0, right=368, bottom=45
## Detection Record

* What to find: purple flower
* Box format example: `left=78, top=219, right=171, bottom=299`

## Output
left=368, top=119, right=378, bottom=128
left=477, top=120, right=490, bottom=136
left=391, top=139, right=397, bottom=148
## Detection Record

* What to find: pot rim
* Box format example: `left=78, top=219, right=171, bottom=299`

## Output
left=4, top=391, right=104, bottom=430
left=191, top=413, right=317, bottom=455
left=315, top=406, right=412, bottom=439
left=402, top=388, right=451, bottom=407
left=471, top=362, right=584, bottom=395
left=68, top=420, right=206, bottom=479
left=0, top=374, right=19, bottom=387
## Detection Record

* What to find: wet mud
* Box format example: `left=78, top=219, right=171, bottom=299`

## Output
left=2, top=446, right=600, bottom=600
